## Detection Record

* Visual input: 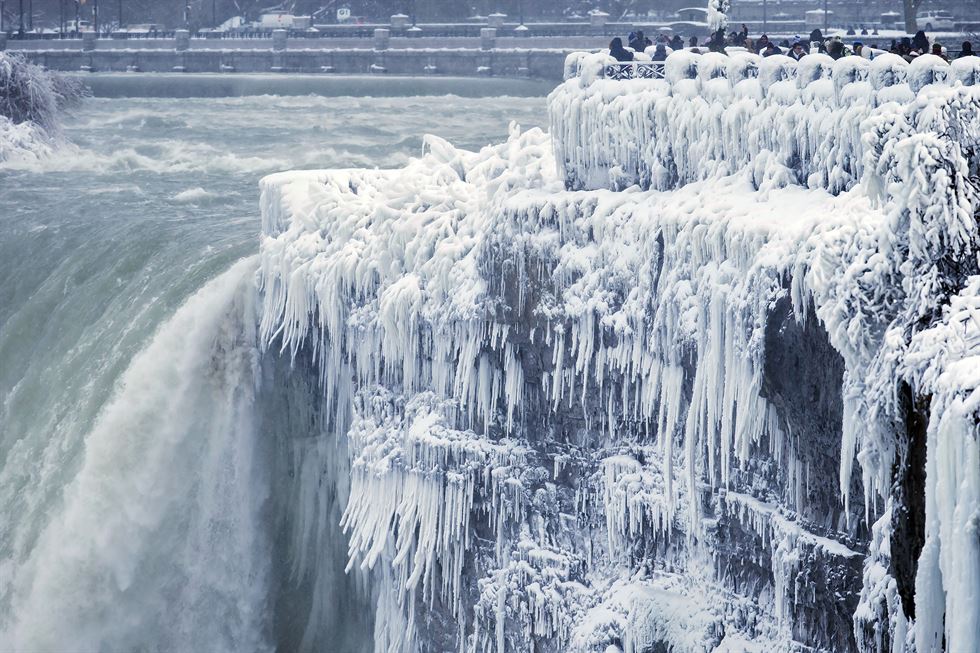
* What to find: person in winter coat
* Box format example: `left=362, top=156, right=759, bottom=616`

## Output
left=809, top=29, right=825, bottom=53
left=912, top=30, right=929, bottom=54
left=609, top=37, right=634, bottom=62
left=960, top=41, right=976, bottom=57
left=789, top=41, right=806, bottom=61
left=827, top=38, right=845, bottom=59
left=931, top=43, right=949, bottom=61
left=756, top=34, right=771, bottom=53
left=707, top=28, right=728, bottom=54
left=651, top=44, right=668, bottom=61
left=670, top=34, right=684, bottom=51
left=629, top=30, right=652, bottom=52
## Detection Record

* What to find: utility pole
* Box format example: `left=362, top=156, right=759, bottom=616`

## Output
left=60, top=0, right=65, bottom=36
left=74, top=0, right=79, bottom=35
left=823, top=0, right=828, bottom=31
left=212, top=0, right=216, bottom=27
left=118, top=0, right=122, bottom=29
left=27, top=0, right=31, bottom=30
left=762, top=0, right=767, bottom=34
left=93, top=0, right=99, bottom=34
left=18, top=0, right=23, bottom=34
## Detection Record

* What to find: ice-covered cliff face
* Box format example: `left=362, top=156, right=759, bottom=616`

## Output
left=257, top=50, right=980, bottom=653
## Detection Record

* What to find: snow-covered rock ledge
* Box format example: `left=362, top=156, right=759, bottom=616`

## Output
left=256, top=58, right=979, bottom=653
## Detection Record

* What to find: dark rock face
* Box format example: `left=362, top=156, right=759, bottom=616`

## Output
left=756, top=294, right=866, bottom=652
left=891, top=384, right=929, bottom=620
left=762, top=295, right=861, bottom=534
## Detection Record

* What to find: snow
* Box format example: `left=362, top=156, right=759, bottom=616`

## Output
left=257, top=48, right=980, bottom=653
left=706, top=0, right=731, bottom=34
left=0, top=52, right=81, bottom=162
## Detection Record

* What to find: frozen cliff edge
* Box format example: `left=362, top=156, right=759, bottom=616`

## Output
left=256, top=50, right=980, bottom=653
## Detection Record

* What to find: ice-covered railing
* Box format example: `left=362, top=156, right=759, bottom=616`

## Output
left=603, top=61, right=666, bottom=81
left=553, top=50, right=980, bottom=194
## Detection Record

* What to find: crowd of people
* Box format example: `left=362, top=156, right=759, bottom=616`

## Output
left=607, top=25, right=977, bottom=65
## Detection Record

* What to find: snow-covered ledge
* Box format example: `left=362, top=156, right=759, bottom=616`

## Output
left=553, top=50, right=980, bottom=194
left=256, top=57, right=980, bottom=653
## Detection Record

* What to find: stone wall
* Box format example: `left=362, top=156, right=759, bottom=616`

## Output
left=14, top=47, right=569, bottom=80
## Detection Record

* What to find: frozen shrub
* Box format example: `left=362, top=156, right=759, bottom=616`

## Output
left=0, top=53, right=84, bottom=132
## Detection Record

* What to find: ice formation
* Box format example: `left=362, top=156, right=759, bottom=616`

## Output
left=257, top=49, right=979, bottom=652
left=0, top=52, right=81, bottom=162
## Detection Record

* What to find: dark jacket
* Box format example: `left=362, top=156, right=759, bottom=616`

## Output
left=912, top=30, right=929, bottom=53
left=629, top=35, right=652, bottom=52
left=609, top=38, right=634, bottom=62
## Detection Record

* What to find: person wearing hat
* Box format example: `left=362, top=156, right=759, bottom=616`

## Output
left=789, top=41, right=806, bottom=61
left=960, top=41, right=976, bottom=58
left=853, top=41, right=863, bottom=56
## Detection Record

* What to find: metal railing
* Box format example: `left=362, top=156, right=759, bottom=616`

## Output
left=603, top=62, right=666, bottom=80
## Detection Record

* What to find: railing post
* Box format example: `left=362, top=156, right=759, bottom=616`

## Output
left=487, top=13, right=506, bottom=29
left=374, top=28, right=389, bottom=51
left=272, top=28, right=287, bottom=51
left=480, top=27, right=496, bottom=51
left=590, top=11, right=609, bottom=35
left=0, top=33, right=7, bottom=51
left=174, top=29, right=189, bottom=52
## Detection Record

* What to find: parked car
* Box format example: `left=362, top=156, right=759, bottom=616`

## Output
left=916, top=10, right=955, bottom=31
left=65, top=19, right=92, bottom=33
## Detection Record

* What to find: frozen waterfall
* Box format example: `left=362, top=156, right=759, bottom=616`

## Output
left=1, top=45, right=977, bottom=653
left=256, top=50, right=980, bottom=653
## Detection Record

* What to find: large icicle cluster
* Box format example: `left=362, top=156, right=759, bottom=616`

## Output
left=258, top=49, right=979, bottom=653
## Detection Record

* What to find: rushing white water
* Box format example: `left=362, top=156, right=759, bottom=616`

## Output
left=3, top=257, right=269, bottom=651
left=0, top=82, right=547, bottom=651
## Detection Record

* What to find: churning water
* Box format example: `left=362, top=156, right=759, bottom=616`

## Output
left=0, top=78, right=546, bottom=651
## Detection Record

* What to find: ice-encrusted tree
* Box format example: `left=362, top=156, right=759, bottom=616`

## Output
left=0, top=53, right=81, bottom=131
left=706, top=0, right=730, bottom=33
